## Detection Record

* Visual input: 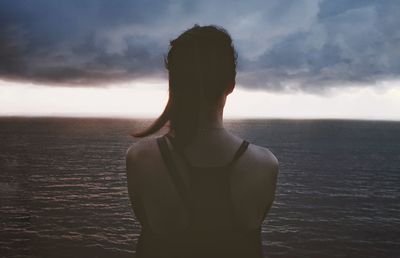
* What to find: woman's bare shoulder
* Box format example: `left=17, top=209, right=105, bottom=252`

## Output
left=126, top=137, right=156, bottom=160
left=125, top=137, right=159, bottom=177
left=251, top=144, right=279, bottom=167
left=245, top=142, right=279, bottom=178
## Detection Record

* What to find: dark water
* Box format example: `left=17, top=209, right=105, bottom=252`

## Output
left=1, top=117, right=399, bottom=258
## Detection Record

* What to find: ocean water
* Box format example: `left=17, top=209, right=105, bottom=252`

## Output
left=0, top=117, right=399, bottom=258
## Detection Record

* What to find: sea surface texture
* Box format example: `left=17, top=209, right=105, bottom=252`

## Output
left=0, top=117, right=399, bottom=258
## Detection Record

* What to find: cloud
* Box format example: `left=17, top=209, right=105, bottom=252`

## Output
left=0, top=0, right=171, bottom=85
left=0, top=0, right=399, bottom=91
left=239, top=0, right=400, bottom=92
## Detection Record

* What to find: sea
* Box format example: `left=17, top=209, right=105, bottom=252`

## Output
left=0, top=117, right=399, bottom=258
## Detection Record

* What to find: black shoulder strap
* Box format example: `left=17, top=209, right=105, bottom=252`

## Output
left=226, top=140, right=249, bottom=168
left=164, top=134, right=194, bottom=168
left=157, top=136, right=192, bottom=211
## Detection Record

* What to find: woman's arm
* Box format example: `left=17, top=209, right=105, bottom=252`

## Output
left=125, top=145, right=145, bottom=224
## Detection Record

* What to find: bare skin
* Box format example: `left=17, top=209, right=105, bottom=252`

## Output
left=126, top=87, right=279, bottom=237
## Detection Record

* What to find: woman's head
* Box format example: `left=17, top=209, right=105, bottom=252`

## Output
left=167, top=24, right=237, bottom=103
left=132, top=24, right=237, bottom=146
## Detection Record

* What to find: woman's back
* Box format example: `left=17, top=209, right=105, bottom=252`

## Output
left=126, top=129, right=279, bottom=257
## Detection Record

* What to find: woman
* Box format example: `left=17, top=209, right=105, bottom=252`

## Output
left=126, top=24, right=279, bottom=258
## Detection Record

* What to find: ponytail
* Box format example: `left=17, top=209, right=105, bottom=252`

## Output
left=130, top=94, right=172, bottom=137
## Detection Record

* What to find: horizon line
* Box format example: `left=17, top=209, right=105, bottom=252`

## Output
left=1, top=114, right=399, bottom=122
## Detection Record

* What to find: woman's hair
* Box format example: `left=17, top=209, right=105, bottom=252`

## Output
left=131, top=24, right=237, bottom=147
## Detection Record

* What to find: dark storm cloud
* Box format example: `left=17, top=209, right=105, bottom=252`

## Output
left=0, top=0, right=399, bottom=91
left=0, top=0, right=170, bottom=85
left=239, top=0, right=400, bottom=92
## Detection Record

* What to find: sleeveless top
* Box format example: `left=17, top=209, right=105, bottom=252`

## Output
left=132, top=134, right=265, bottom=258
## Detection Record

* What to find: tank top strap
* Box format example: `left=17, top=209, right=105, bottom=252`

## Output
left=226, top=140, right=250, bottom=168
left=164, top=134, right=195, bottom=168
left=156, top=136, right=192, bottom=212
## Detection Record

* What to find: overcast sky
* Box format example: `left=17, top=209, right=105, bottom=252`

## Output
left=1, top=0, right=399, bottom=119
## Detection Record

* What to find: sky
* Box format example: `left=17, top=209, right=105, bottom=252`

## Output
left=1, top=0, right=399, bottom=120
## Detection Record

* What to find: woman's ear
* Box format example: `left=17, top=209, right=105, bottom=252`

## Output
left=225, top=83, right=235, bottom=95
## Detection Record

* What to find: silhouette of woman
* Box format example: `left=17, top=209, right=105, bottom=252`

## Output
left=126, top=24, right=279, bottom=258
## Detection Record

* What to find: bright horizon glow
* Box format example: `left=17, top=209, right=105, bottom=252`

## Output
left=1, top=79, right=400, bottom=121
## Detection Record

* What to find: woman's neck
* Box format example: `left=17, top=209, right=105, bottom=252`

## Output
left=196, top=106, right=224, bottom=130
left=196, top=96, right=225, bottom=130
